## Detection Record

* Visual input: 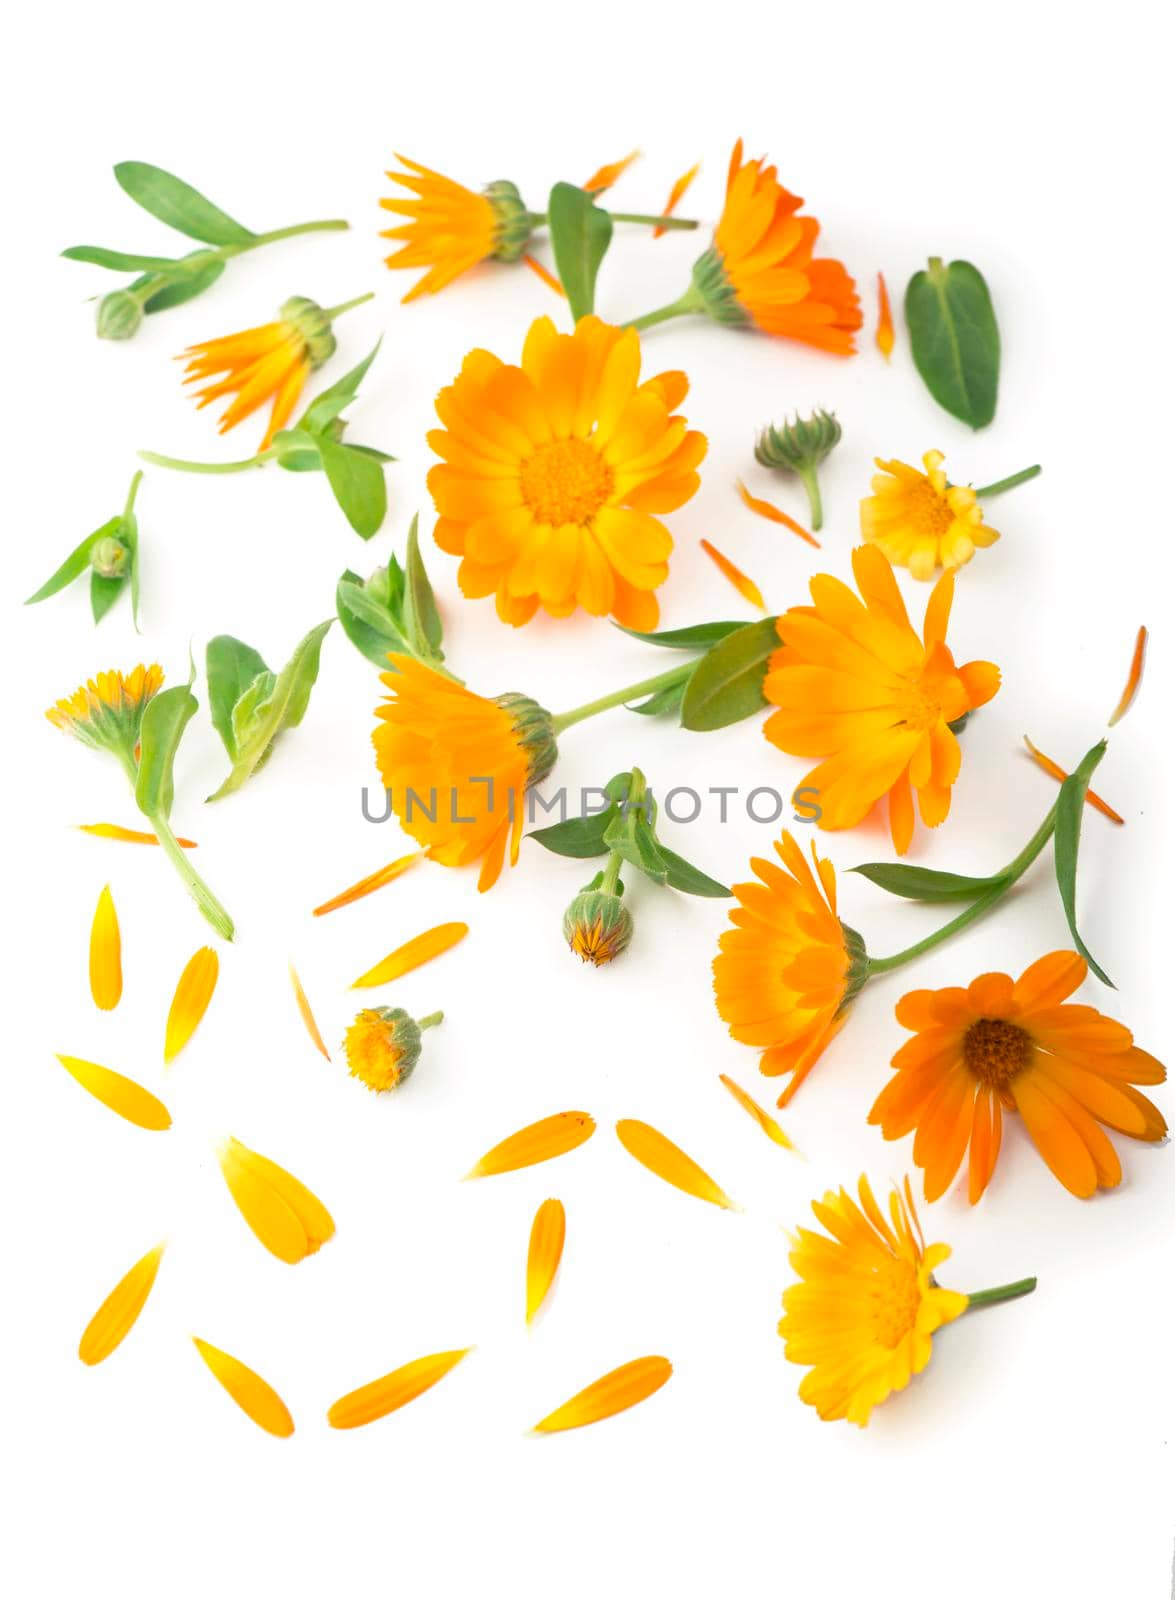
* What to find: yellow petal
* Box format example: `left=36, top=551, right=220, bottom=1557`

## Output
left=522, top=254, right=567, bottom=298
left=352, top=921, right=468, bottom=988
left=312, top=850, right=423, bottom=916
left=327, top=1348, right=472, bottom=1431
left=700, top=538, right=765, bottom=610
left=718, top=1074, right=798, bottom=1152
left=89, top=884, right=122, bottom=1011
left=466, top=1112, right=596, bottom=1180
left=526, top=1198, right=566, bottom=1325
left=217, top=1135, right=335, bottom=1263
left=532, top=1355, right=672, bottom=1434
left=192, top=1337, right=295, bottom=1437
left=615, top=1119, right=737, bottom=1210
left=55, top=1054, right=171, bottom=1130
left=164, top=946, right=219, bottom=1062
left=78, top=1243, right=165, bottom=1366
left=289, top=963, right=330, bottom=1060
left=875, top=270, right=895, bottom=360
left=78, top=822, right=198, bottom=847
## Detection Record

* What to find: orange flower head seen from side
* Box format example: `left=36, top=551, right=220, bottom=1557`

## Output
left=780, top=1174, right=968, bottom=1426
left=693, top=141, right=862, bottom=354
left=870, top=952, right=1167, bottom=1202
left=713, top=830, right=867, bottom=1106
left=380, top=156, right=533, bottom=302
left=861, top=451, right=999, bottom=580
left=763, top=545, right=1001, bottom=855
left=427, top=314, right=707, bottom=629
left=343, top=1007, right=426, bottom=1093
left=47, top=664, right=164, bottom=762
left=372, top=655, right=557, bottom=892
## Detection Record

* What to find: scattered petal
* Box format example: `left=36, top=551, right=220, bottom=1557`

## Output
left=164, top=947, right=219, bottom=1062
left=192, top=1337, right=295, bottom=1438
left=352, top=921, right=468, bottom=988
left=700, top=539, right=765, bottom=609
left=653, top=162, right=700, bottom=237
left=327, top=1348, right=472, bottom=1430
left=467, top=1112, right=596, bottom=1179
left=55, top=1054, right=171, bottom=1130
left=217, top=1135, right=335, bottom=1264
left=89, top=884, right=122, bottom=1011
left=1023, top=737, right=1124, bottom=824
left=875, top=271, right=895, bottom=360
left=526, top=1199, right=566, bottom=1326
left=312, top=851, right=423, bottom=916
left=532, top=1355, right=673, bottom=1434
left=735, top=479, right=820, bottom=547
left=1108, top=625, right=1147, bottom=726
left=78, top=822, right=197, bottom=847
left=78, top=1243, right=165, bottom=1366
left=718, top=1074, right=798, bottom=1152
left=521, top=254, right=567, bottom=298
left=289, top=963, right=331, bottom=1061
left=582, top=150, right=639, bottom=194
left=615, top=1118, right=737, bottom=1210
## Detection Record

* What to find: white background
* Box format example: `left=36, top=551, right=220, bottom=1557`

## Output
left=4, top=3, right=1172, bottom=1595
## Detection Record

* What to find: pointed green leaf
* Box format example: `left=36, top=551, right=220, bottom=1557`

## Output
left=680, top=616, right=780, bottom=731
left=657, top=845, right=731, bottom=898
left=905, top=258, right=1000, bottom=430
left=614, top=620, right=744, bottom=651
left=206, top=635, right=271, bottom=758
left=62, top=245, right=183, bottom=271
left=547, top=183, right=613, bottom=321
left=850, top=861, right=1006, bottom=903
left=207, top=621, right=332, bottom=800
left=299, top=342, right=382, bottom=434
left=528, top=814, right=613, bottom=859
left=114, top=161, right=255, bottom=245
left=336, top=568, right=411, bottom=668
left=628, top=680, right=688, bottom=717
left=25, top=518, right=120, bottom=605
left=402, top=513, right=444, bottom=657
left=319, top=438, right=388, bottom=539
left=135, top=670, right=197, bottom=821
left=1054, top=739, right=1113, bottom=987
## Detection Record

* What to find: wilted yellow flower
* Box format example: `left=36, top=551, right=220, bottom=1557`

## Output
left=861, top=450, right=999, bottom=579
left=342, top=1006, right=443, bottom=1093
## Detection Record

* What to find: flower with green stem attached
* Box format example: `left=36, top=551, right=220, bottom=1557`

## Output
left=754, top=409, right=842, bottom=531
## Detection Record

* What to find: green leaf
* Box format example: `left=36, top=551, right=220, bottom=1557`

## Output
left=1054, top=740, right=1113, bottom=987
left=319, top=438, right=388, bottom=539
left=528, top=771, right=631, bottom=858
left=604, top=807, right=668, bottom=885
left=24, top=518, right=120, bottom=604
left=850, top=861, right=1006, bottom=903
left=206, top=621, right=332, bottom=800
left=628, top=680, right=688, bottom=717
left=680, top=617, right=780, bottom=731
left=299, top=342, right=382, bottom=434
left=135, top=672, right=197, bottom=821
left=614, top=620, right=744, bottom=651
left=657, top=845, right=731, bottom=898
left=271, top=427, right=324, bottom=472
left=401, top=514, right=444, bottom=658
left=547, top=183, right=613, bottom=321
left=206, top=635, right=271, bottom=757
left=90, top=570, right=125, bottom=623
left=113, top=161, right=255, bottom=245
left=62, top=245, right=183, bottom=271
left=140, top=256, right=225, bottom=312
left=336, top=567, right=411, bottom=668
left=905, top=258, right=1000, bottom=430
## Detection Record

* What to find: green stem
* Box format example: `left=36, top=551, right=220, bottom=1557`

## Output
left=323, top=291, right=375, bottom=320
left=417, top=1011, right=444, bottom=1031
left=799, top=465, right=823, bottom=532
left=550, top=662, right=695, bottom=734
left=974, top=465, right=1042, bottom=498
left=963, top=1276, right=1037, bottom=1310
left=228, top=218, right=350, bottom=256
left=600, top=851, right=624, bottom=895
left=607, top=211, right=699, bottom=230
left=122, top=469, right=144, bottom=519
left=623, top=283, right=706, bottom=333
left=138, top=449, right=273, bottom=474
left=149, top=810, right=235, bottom=940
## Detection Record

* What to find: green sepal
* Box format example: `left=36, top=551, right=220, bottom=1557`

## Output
left=547, top=182, right=613, bottom=320
left=206, top=620, right=332, bottom=801
left=679, top=616, right=780, bottom=731
left=113, top=161, right=256, bottom=246
left=905, top=258, right=1000, bottom=430
left=1053, top=740, right=1113, bottom=987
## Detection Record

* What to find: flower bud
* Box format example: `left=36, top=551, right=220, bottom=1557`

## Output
left=90, top=534, right=131, bottom=580
left=96, top=291, right=144, bottom=341
left=343, top=1005, right=437, bottom=1092
left=280, top=294, right=337, bottom=368
left=563, top=888, right=634, bottom=967
left=484, top=180, right=533, bottom=263
left=755, top=409, right=842, bottom=474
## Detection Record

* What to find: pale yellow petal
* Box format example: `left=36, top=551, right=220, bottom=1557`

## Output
left=327, top=1348, right=472, bottom=1430
left=526, top=1198, right=566, bottom=1325
left=289, top=963, right=330, bottom=1060
left=532, top=1356, right=672, bottom=1433
left=89, top=884, right=122, bottom=1011
left=78, top=1243, right=165, bottom=1366
left=718, top=1074, right=798, bottom=1152
left=217, top=1135, right=335, bottom=1263
left=164, top=947, right=218, bottom=1062
left=192, top=1337, right=295, bottom=1437
left=55, top=1054, right=171, bottom=1131
left=615, top=1119, right=737, bottom=1209
left=312, top=850, right=423, bottom=915
left=466, top=1112, right=596, bottom=1179
left=352, top=921, right=468, bottom=988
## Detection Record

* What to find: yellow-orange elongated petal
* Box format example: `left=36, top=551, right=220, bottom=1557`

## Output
left=352, top=921, right=469, bottom=988
left=522, top=253, right=567, bottom=297
left=289, top=963, right=331, bottom=1060
left=466, top=1112, right=596, bottom=1179
left=654, top=162, right=700, bottom=237
left=735, top=479, right=820, bottom=547
left=700, top=539, right=765, bottom=609
left=1108, top=625, right=1147, bottom=726
left=312, top=850, right=423, bottom=916
left=875, top=271, right=895, bottom=360
left=192, top=1338, right=294, bottom=1437
left=718, top=1074, right=797, bottom=1152
left=78, top=1243, right=165, bottom=1365
left=615, top=1119, right=737, bottom=1210
left=78, top=822, right=198, bottom=847
left=55, top=1055, right=171, bottom=1130
left=583, top=150, right=639, bottom=193
left=532, top=1355, right=673, bottom=1434
left=217, top=1136, right=335, bottom=1264
left=1022, top=737, right=1124, bottom=824
left=526, top=1199, right=566, bottom=1325
left=89, top=884, right=122, bottom=1011
left=327, top=1348, right=472, bottom=1430
left=164, top=947, right=219, bottom=1062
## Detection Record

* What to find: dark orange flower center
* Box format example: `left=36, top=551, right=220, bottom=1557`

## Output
left=869, top=1258, right=922, bottom=1348
left=520, top=438, right=614, bottom=527
left=963, top=1017, right=1032, bottom=1086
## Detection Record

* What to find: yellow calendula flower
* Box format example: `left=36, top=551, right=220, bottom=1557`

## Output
left=342, top=1006, right=443, bottom=1093
left=47, top=664, right=164, bottom=763
left=861, top=450, right=998, bottom=579
left=380, top=155, right=534, bottom=301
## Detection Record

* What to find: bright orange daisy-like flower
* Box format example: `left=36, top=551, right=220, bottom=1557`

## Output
left=372, top=655, right=558, bottom=891
left=380, top=155, right=533, bottom=302
left=763, top=545, right=1000, bottom=855
left=713, top=830, right=868, bottom=1106
left=870, top=952, right=1167, bottom=1202
left=427, top=315, right=707, bottom=629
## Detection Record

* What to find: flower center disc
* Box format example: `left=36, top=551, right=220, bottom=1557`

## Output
left=520, top=438, right=614, bottom=527
left=963, top=1017, right=1033, bottom=1087
left=896, top=678, right=944, bottom=732
left=869, top=1259, right=922, bottom=1348
left=911, top=479, right=955, bottom=539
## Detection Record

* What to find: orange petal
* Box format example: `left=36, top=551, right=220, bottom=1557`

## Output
left=327, top=1348, right=472, bottom=1430
left=78, top=822, right=198, bottom=847
left=466, top=1112, right=596, bottom=1179
left=615, top=1119, right=738, bottom=1209
left=89, top=884, right=122, bottom=1011
left=582, top=150, right=639, bottom=194
left=522, top=254, right=567, bottom=298
left=875, top=271, right=895, bottom=360
left=735, top=479, right=819, bottom=547
left=526, top=1198, right=566, bottom=1326
left=217, top=1135, right=335, bottom=1263
left=192, top=1337, right=294, bottom=1437
left=164, top=947, right=219, bottom=1062
left=1023, top=737, right=1124, bottom=824
left=700, top=539, right=765, bottom=609
left=78, top=1243, right=165, bottom=1366
left=653, top=162, right=700, bottom=238
left=55, top=1055, right=171, bottom=1130
left=289, top=963, right=331, bottom=1061
left=532, top=1355, right=672, bottom=1434
left=1108, top=625, right=1147, bottom=726
left=352, top=921, right=468, bottom=988
left=312, top=850, right=423, bottom=916
left=718, top=1074, right=797, bottom=1152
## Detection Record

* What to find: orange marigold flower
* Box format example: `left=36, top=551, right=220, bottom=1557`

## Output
left=763, top=546, right=1001, bottom=854
left=373, top=655, right=557, bottom=891
left=713, top=830, right=868, bottom=1106
left=380, top=155, right=533, bottom=301
left=870, top=952, right=1167, bottom=1202
left=861, top=450, right=999, bottom=580
left=427, top=315, right=706, bottom=629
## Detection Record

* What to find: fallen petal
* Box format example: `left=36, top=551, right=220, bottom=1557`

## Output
left=78, top=822, right=197, bottom=847
left=289, top=963, right=331, bottom=1060
left=327, top=1348, right=472, bottom=1430
left=718, top=1074, right=798, bottom=1151
left=700, top=539, right=765, bottom=609
left=192, top=1337, right=294, bottom=1437
left=532, top=1355, right=672, bottom=1433
left=521, top=254, right=566, bottom=297
left=89, top=884, right=122, bottom=1011
left=55, top=1054, right=171, bottom=1130
left=164, top=946, right=219, bottom=1062
left=526, top=1198, right=566, bottom=1325
left=1108, top=625, right=1147, bottom=726
left=582, top=150, right=639, bottom=193
left=875, top=270, right=895, bottom=360
left=312, top=850, right=422, bottom=916
left=353, top=921, right=468, bottom=988
left=735, top=478, right=820, bottom=547
left=1023, top=736, right=1124, bottom=824
left=466, top=1112, right=596, bottom=1179
left=217, top=1135, right=335, bottom=1263
left=78, top=1243, right=165, bottom=1365
left=615, top=1118, right=737, bottom=1209
left=653, top=162, right=700, bottom=238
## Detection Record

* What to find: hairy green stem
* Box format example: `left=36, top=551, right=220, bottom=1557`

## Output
left=963, top=1276, right=1037, bottom=1310
left=138, top=449, right=274, bottom=474
left=974, top=464, right=1042, bottom=498
left=550, top=662, right=694, bottom=734
left=623, top=284, right=706, bottom=333
left=149, top=810, right=235, bottom=940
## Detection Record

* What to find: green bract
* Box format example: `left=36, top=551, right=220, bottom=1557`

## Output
left=206, top=621, right=333, bottom=800
left=25, top=470, right=143, bottom=628
left=905, top=257, right=1001, bottom=429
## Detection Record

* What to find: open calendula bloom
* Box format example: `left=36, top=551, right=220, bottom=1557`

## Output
left=381, top=155, right=533, bottom=300
left=861, top=451, right=999, bottom=579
